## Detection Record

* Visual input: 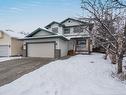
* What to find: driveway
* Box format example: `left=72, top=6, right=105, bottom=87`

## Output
left=0, top=57, right=53, bottom=86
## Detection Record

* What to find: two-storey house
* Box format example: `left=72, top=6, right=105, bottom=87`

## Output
left=23, top=18, right=93, bottom=58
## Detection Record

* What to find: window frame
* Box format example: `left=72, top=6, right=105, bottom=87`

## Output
left=52, top=27, right=58, bottom=33
left=63, top=27, right=70, bottom=34
left=73, top=26, right=83, bottom=33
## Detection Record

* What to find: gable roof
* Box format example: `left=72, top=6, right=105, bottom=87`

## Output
left=45, top=21, right=61, bottom=29
left=0, top=30, right=25, bottom=39
left=45, top=18, right=92, bottom=29
left=26, top=28, right=56, bottom=37
left=60, top=18, right=90, bottom=25
left=24, top=27, right=68, bottom=41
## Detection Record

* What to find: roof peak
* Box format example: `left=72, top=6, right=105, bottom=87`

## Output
left=45, top=21, right=61, bottom=29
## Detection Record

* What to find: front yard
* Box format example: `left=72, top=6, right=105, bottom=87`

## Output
left=0, top=53, right=126, bottom=95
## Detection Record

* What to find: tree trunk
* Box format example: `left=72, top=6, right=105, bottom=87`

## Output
left=117, top=55, right=123, bottom=74
left=111, top=54, right=116, bottom=64
left=88, top=39, right=91, bottom=54
left=108, top=52, right=116, bottom=64
left=104, top=49, right=108, bottom=60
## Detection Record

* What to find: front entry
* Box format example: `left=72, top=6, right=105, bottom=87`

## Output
left=68, top=37, right=91, bottom=55
left=75, top=38, right=87, bottom=52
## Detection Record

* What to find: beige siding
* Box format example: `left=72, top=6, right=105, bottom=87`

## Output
left=0, top=32, right=11, bottom=45
left=0, top=32, right=11, bottom=56
left=0, top=32, right=23, bottom=56
left=11, top=38, right=23, bottom=56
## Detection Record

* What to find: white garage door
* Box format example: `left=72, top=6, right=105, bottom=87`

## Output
left=27, top=43, right=55, bottom=58
left=0, top=45, right=9, bottom=57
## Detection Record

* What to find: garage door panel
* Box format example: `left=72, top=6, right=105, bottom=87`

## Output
left=0, top=45, right=9, bottom=57
left=27, top=43, right=55, bottom=58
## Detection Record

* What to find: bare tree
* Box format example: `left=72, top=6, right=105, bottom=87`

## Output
left=81, top=0, right=126, bottom=74
left=112, top=0, right=126, bottom=7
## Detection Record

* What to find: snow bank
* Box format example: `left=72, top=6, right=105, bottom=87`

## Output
left=0, top=53, right=126, bottom=95
left=0, top=57, right=21, bottom=63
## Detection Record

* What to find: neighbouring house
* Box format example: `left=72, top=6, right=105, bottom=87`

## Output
left=23, top=18, right=93, bottom=58
left=0, top=30, right=25, bottom=57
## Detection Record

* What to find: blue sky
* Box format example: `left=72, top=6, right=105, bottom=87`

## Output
left=0, top=0, right=82, bottom=33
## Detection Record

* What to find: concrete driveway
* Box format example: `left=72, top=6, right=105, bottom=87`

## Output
left=0, top=57, right=53, bottom=86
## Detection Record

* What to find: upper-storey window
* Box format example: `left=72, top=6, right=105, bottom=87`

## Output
left=63, top=28, right=70, bottom=34
left=52, top=27, right=58, bottom=33
left=73, top=26, right=83, bottom=33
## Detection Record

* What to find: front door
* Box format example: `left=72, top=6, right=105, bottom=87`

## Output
left=75, top=39, right=86, bottom=52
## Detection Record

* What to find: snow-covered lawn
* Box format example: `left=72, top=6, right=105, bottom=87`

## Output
left=0, top=53, right=126, bottom=95
left=0, top=57, right=21, bottom=63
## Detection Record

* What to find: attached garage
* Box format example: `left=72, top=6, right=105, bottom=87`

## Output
left=23, top=28, right=69, bottom=58
left=26, top=42, right=55, bottom=58
left=0, top=45, right=10, bottom=57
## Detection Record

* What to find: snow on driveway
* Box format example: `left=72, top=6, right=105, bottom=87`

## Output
left=0, top=57, right=21, bottom=63
left=0, top=53, right=126, bottom=95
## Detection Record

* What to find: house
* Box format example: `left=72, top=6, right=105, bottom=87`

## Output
left=23, top=18, right=93, bottom=58
left=0, top=30, right=25, bottom=57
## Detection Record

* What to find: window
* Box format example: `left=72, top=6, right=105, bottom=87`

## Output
left=63, top=28, right=70, bottom=34
left=76, top=39, right=86, bottom=51
left=77, top=40, right=86, bottom=45
left=52, top=27, right=58, bottom=33
left=73, top=26, right=83, bottom=33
